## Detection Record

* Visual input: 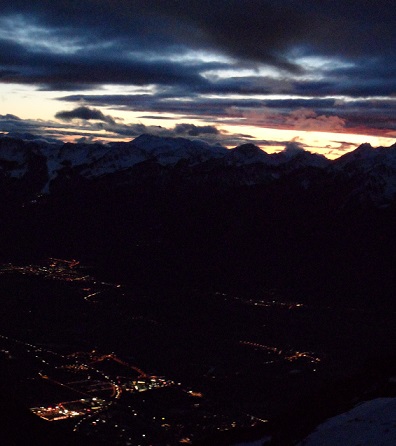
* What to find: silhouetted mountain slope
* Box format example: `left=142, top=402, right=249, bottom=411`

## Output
left=1, top=134, right=395, bottom=205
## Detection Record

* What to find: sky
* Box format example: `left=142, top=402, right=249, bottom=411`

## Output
left=0, top=0, right=395, bottom=158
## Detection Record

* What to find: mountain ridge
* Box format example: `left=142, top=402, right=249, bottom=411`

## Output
left=1, top=133, right=395, bottom=207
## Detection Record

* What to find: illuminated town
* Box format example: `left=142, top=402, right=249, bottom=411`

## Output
left=0, top=258, right=123, bottom=302
left=2, top=255, right=395, bottom=445
left=1, top=259, right=276, bottom=445
left=0, top=328, right=258, bottom=445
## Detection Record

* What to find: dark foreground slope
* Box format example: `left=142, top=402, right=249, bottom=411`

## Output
left=1, top=167, right=395, bottom=307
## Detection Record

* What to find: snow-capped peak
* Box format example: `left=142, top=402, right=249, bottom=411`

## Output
left=225, top=143, right=271, bottom=166
left=131, top=134, right=227, bottom=165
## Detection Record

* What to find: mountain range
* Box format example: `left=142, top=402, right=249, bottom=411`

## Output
left=1, top=133, right=396, bottom=208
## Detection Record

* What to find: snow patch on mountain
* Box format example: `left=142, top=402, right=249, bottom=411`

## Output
left=132, top=134, right=227, bottom=165
left=224, top=143, right=271, bottom=166
left=0, top=137, right=34, bottom=178
left=333, top=143, right=396, bottom=204
left=298, top=398, right=396, bottom=446
left=334, top=143, right=396, bottom=170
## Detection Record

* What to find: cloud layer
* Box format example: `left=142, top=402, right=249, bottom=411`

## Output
left=0, top=1, right=395, bottom=146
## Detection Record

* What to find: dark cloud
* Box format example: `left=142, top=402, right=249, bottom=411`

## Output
left=74, top=135, right=103, bottom=144
left=1, top=114, right=22, bottom=121
left=330, top=141, right=359, bottom=152
left=0, top=69, right=19, bottom=79
left=3, top=131, right=61, bottom=145
left=174, top=123, right=219, bottom=137
left=0, top=113, right=226, bottom=145
left=2, top=1, right=394, bottom=68
left=0, top=113, right=114, bottom=141
left=0, top=1, right=395, bottom=141
left=0, top=114, right=40, bottom=133
left=293, top=77, right=396, bottom=98
left=55, top=106, right=116, bottom=124
left=57, top=93, right=265, bottom=118
left=1, top=1, right=300, bottom=71
left=284, top=141, right=305, bottom=154
left=0, top=3, right=394, bottom=93
left=100, top=121, right=222, bottom=141
left=56, top=92, right=396, bottom=137
left=138, top=115, right=176, bottom=120
left=58, top=93, right=396, bottom=115
left=0, top=39, right=29, bottom=65
left=0, top=36, right=214, bottom=90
